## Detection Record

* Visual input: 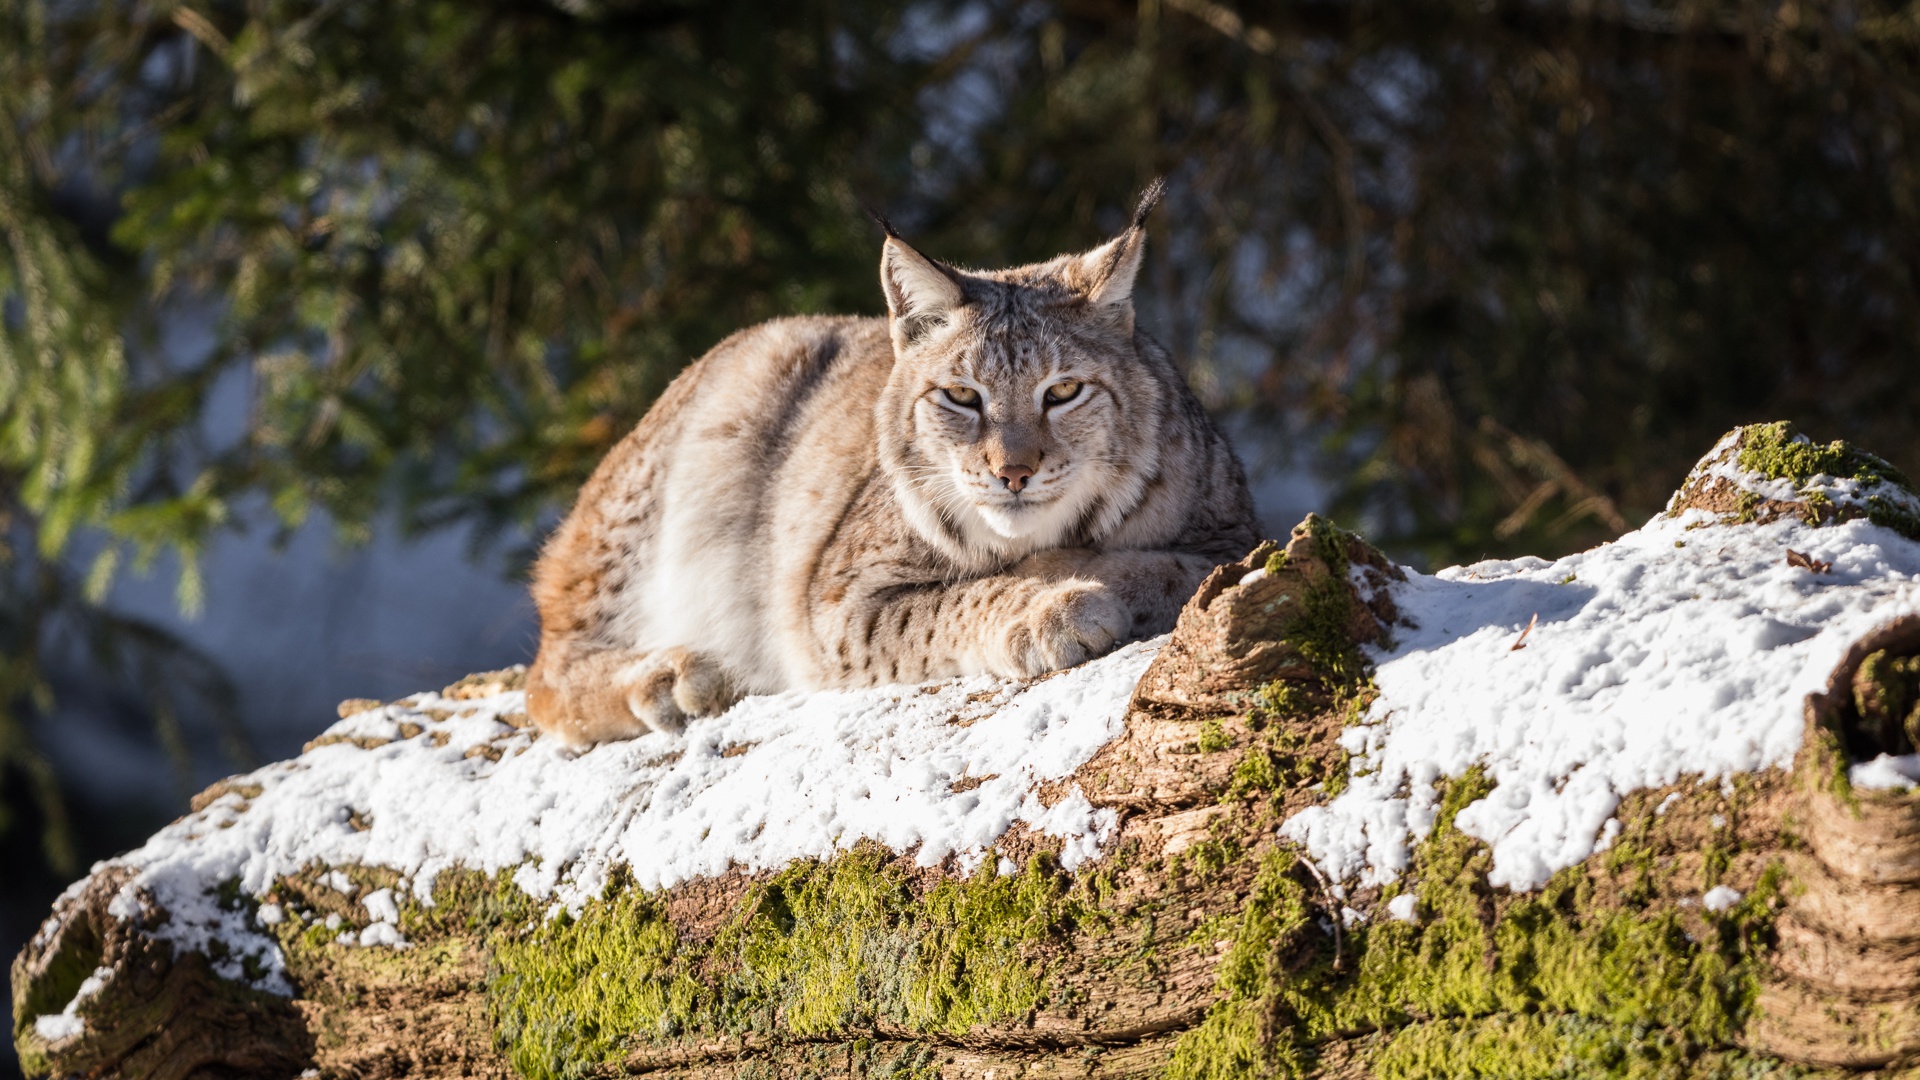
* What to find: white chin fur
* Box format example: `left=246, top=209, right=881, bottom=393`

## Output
left=975, top=503, right=1029, bottom=539
left=975, top=497, right=1077, bottom=543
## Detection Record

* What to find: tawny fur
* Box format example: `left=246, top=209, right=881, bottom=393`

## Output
left=528, top=189, right=1259, bottom=746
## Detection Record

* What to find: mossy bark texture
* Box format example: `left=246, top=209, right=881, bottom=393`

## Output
left=1754, top=614, right=1920, bottom=1069
left=1668, top=421, right=1920, bottom=541
left=8, top=511, right=1908, bottom=1079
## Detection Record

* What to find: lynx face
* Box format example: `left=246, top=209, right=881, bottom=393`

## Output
left=893, top=306, right=1150, bottom=549
left=875, top=220, right=1167, bottom=562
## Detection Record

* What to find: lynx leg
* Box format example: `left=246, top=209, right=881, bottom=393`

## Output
left=818, top=549, right=1221, bottom=686
left=970, top=551, right=1218, bottom=677
left=1075, top=550, right=1219, bottom=637
left=996, top=579, right=1131, bottom=676
left=528, top=645, right=739, bottom=747
left=1002, top=549, right=1216, bottom=639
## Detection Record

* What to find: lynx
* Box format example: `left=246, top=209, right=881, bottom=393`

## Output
left=527, top=182, right=1259, bottom=746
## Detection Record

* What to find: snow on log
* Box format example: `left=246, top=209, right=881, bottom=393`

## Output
left=13, top=421, right=1920, bottom=1079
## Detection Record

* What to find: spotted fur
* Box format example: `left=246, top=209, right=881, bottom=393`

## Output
left=527, top=187, right=1258, bottom=745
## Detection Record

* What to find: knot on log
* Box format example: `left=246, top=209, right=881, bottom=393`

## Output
left=1131, top=513, right=1402, bottom=713
left=1665, top=421, right=1920, bottom=540
left=1753, top=614, right=1920, bottom=1067
left=10, top=868, right=309, bottom=1080
left=1080, top=517, right=1397, bottom=812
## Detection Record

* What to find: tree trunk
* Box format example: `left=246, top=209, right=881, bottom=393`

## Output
left=14, top=499, right=1920, bottom=1079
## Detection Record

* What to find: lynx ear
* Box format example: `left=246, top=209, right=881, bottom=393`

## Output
left=879, top=233, right=965, bottom=352
left=1066, top=177, right=1165, bottom=333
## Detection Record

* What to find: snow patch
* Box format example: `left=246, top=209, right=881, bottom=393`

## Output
left=1851, top=753, right=1920, bottom=791
left=1703, top=885, right=1743, bottom=913
left=32, top=1013, right=83, bottom=1043
left=33, top=965, right=112, bottom=1042
left=363, top=887, right=400, bottom=925
left=355, top=922, right=409, bottom=949
left=1284, top=514, right=1920, bottom=891
left=87, top=638, right=1159, bottom=993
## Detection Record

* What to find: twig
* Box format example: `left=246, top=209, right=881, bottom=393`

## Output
left=171, top=7, right=230, bottom=57
left=1478, top=417, right=1631, bottom=536
left=1510, top=612, right=1538, bottom=652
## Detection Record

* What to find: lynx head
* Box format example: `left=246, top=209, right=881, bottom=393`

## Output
left=874, top=181, right=1174, bottom=564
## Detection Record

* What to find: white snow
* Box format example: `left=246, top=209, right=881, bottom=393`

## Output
left=32, top=965, right=111, bottom=1042
left=1702, top=885, right=1743, bottom=913
left=1385, top=893, right=1418, bottom=923
left=32, top=1014, right=83, bottom=1042
left=1852, top=753, right=1920, bottom=791
left=363, top=887, right=401, bottom=925
left=77, top=637, right=1158, bottom=995
left=346, top=887, right=409, bottom=949
left=1593, top=818, right=1621, bottom=851
left=1285, top=509, right=1920, bottom=891
left=355, top=922, right=408, bottom=949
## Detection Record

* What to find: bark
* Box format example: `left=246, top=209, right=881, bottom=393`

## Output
left=1749, top=614, right=1920, bottom=1068
left=10, top=868, right=312, bottom=1080
left=10, top=513, right=1916, bottom=1079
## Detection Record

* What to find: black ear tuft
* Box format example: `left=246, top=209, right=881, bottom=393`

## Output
left=1130, top=177, right=1167, bottom=231
left=863, top=205, right=902, bottom=240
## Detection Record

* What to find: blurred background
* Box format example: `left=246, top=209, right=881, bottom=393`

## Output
left=5, top=0, right=1920, bottom=1070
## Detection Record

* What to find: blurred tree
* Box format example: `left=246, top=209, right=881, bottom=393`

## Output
left=6, top=0, right=1920, bottom=870
left=10, top=0, right=939, bottom=560
left=0, top=0, right=936, bottom=882
left=914, top=0, right=1920, bottom=560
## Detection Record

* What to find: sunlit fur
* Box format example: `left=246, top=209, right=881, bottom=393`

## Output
left=526, top=197, right=1258, bottom=746
left=879, top=252, right=1190, bottom=565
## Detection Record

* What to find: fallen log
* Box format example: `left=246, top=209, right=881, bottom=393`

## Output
left=15, top=422, right=1920, bottom=1078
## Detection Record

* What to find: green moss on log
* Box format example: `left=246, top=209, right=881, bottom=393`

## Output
left=1852, top=648, right=1920, bottom=755
left=27, top=781, right=1808, bottom=1079
left=1735, top=421, right=1920, bottom=539
left=10, top=927, right=102, bottom=1080
left=1736, top=421, right=1915, bottom=493
left=1370, top=1014, right=1812, bottom=1080
left=487, top=849, right=1101, bottom=1080
left=488, top=887, right=694, bottom=1073
left=1168, top=771, right=1790, bottom=1078
left=1261, top=515, right=1378, bottom=691
left=10, top=932, right=101, bottom=1062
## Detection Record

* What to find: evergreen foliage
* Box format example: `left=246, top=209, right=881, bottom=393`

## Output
left=4, top=0, right=1920, bottom=872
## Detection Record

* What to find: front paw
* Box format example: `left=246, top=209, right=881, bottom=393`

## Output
left=617, top=647, right=737, bottom=735
left=1003, top=581, right=1128, bottom=677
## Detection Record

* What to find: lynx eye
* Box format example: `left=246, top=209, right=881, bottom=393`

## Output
left=942, top=385, right=981, bottom=408
left=1043, top=379, right=1083, bottom=406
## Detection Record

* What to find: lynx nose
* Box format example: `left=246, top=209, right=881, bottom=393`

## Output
left=995, top=463, right=1035, bottom=494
